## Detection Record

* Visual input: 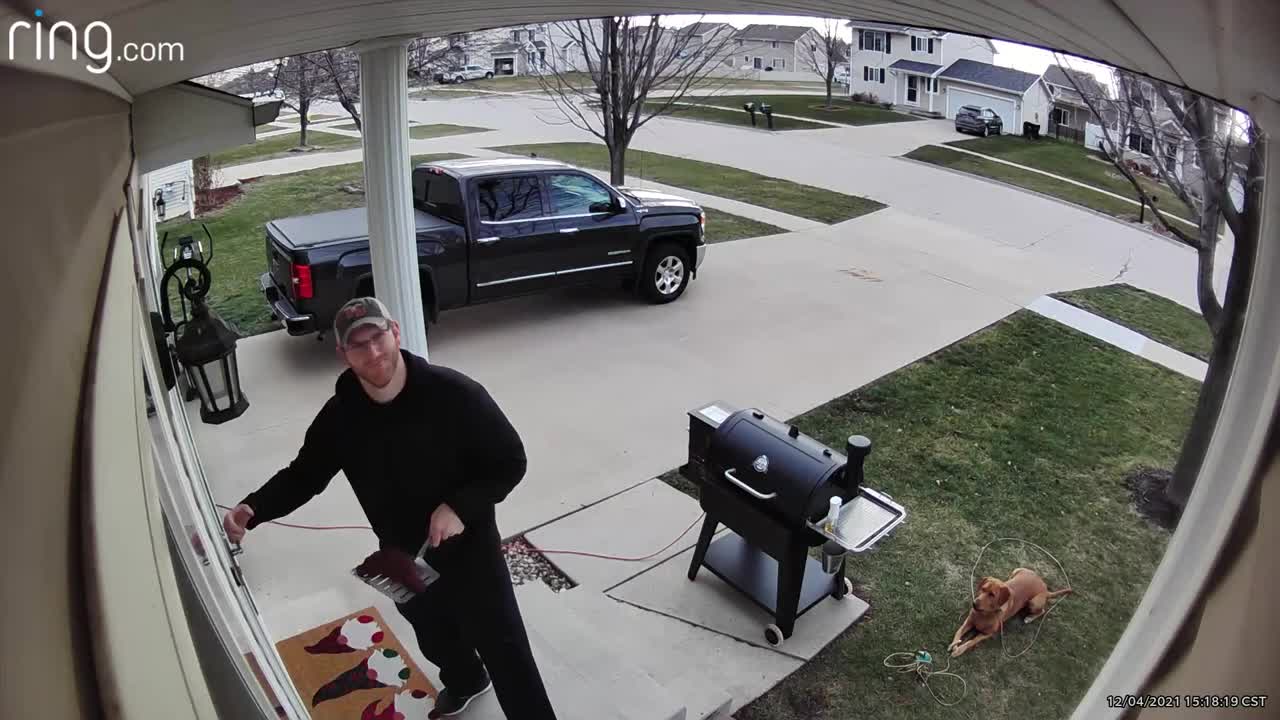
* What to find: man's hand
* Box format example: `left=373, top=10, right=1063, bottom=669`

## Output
left=428, top=503, right=465, bottom=547
left=223, top=504, right=254, bottom=543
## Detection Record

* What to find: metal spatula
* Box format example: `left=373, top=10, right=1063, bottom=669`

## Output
left=352, top=540, right=440, bottom=604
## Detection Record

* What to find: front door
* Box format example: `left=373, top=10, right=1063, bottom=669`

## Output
left=753, top=57, right=763, bottom=69
left=906, top=75, right=919, bottom=104
left=545, top=172, right=639, bottom=281
left=468, top=173, right=568, bottom=300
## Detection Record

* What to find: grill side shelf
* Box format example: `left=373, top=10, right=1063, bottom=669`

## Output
left=807, top=487, right=906, bottom=553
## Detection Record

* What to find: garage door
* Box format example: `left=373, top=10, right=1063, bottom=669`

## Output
left=947, top=87, right=1017, bottom=133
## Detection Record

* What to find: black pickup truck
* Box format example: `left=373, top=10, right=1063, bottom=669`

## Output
left=260, top=157, right=707, bottom=341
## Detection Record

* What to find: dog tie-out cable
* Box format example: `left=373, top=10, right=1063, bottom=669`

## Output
left=971, top=537, right=1073, bottom=659
left=883, top=650, right=967, bottom=707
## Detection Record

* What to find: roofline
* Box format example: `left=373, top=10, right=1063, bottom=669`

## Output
left=940, top=75, right=1036, bottom=95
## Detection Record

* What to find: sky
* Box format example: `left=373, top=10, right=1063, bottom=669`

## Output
left=659, top=13, right=1116, bottom=89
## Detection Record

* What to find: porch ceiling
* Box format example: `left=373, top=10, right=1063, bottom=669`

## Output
left=7, top=0, right=1276, bottom=113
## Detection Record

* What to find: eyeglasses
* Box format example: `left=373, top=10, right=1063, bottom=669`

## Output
left=343, top=328, right=389, bottom=354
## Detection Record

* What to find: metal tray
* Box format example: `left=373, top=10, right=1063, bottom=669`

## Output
left=807, top=486, right=906, bottom=553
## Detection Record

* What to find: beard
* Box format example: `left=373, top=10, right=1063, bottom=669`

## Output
left=354, top=352, right=399, bottom=388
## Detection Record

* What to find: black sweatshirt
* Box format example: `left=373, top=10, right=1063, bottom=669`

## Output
left=240, top=350, right=526, bottom=554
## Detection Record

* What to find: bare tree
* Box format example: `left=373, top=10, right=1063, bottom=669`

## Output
left=1060, top=57, right=1266, bottom=508
left=308, top=48, right=362, bottom=131
left=538, top=16, right=738, bottom=184
left=270, top=53, right=327, bottom=147
left=803, top=20, right=848, bottom=108
left=408, top=36, right=464, bottom=85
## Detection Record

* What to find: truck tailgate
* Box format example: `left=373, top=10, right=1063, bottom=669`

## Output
left=265, top=228, right=295, bottom=296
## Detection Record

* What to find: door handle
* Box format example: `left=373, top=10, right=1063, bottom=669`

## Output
left=476, top=236, right=500, bottom=244
left=558, top=228, right=580, bottom=234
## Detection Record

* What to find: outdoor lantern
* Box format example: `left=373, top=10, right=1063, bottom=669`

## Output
left=173, top=296, right=249, bottom=424
left=158, top=225, right=249, bottom=425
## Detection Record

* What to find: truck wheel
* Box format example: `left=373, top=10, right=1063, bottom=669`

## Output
left=485, top=72, right=494, bottom=79
left=640, top=243, right=691, bottom=304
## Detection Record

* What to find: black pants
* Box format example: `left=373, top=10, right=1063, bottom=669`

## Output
left=394, top=522, right=557, bottom=719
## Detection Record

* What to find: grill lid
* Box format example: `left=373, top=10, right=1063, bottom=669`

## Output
left=710, top=409, right=846, bottom=522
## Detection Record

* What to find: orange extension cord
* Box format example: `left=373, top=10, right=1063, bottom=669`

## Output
left=215, top=503, right=707, bottom=563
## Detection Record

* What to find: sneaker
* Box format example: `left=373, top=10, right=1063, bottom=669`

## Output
left=428, top=672, right=492, bottom=718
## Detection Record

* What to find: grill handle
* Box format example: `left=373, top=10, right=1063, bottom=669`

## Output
left=723, top=468, right=777, bottom=500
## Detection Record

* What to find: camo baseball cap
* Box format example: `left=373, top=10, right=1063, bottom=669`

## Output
left=335, top=297, right=393, bottom=347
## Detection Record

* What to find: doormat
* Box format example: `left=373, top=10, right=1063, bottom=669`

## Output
left=275, top=606, right=437, bottom=719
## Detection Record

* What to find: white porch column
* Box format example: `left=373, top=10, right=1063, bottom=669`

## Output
left=353, top=36, right=429, bottom=359
left=929, top=81, right=935, bottom=113
left=892, top=72, right=898, bottom=105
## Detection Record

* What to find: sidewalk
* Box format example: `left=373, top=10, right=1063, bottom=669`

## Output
left=1027, top=295, right=1207, bottom=381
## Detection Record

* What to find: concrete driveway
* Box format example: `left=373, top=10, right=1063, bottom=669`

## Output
left=198, top=91, right=1208, bottom=612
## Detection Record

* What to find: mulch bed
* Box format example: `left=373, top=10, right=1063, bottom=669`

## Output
left=1124, top=467, right=1182, bottom=531
left=195, top=176, right=260, bottom=214
left=502, top=536, right=576, bottom=593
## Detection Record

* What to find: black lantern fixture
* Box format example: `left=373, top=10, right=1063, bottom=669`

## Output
left=159, top=225, right=249, bottom=424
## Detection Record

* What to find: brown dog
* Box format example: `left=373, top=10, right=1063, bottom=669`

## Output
left=948, top=567, right=1071, bottom=657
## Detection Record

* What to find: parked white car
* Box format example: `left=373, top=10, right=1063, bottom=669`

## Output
left=447, top=64, right=493, bottom=83
left=834, top=65, right=850, bottom=85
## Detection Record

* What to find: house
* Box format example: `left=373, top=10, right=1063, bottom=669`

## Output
left=936, top=59, right=1053, bottom=131
left=845, top=20, right=996, bottom=107
left=731, top=24, right=830, bottom=80
left=671, top=21, right=738, bottom=66
left=445, top=22, right=596, bottom=77
left=1042, top=64, right=1111, bottom=131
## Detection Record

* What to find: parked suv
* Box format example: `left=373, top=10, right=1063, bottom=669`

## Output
left=434, top=64, right=493, bottom=84
left=954, top=105, right=1003, bottom=136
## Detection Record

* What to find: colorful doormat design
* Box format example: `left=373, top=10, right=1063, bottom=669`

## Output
left=275, top=607, right=437, bottom=719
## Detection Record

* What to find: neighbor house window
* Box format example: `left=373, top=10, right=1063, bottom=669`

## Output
left=1128, top=132, right=1154, bottom=155
left=925, top=77, right=938, bottom=93
left=774, top=58, right=785, bottom=69
left=861, top=30, right=886, bottom=52
left=911, top=36, right=934, bottom=53
left=863, top=66, right=885, bottom=83
left=771, top=40, right=778, bottom=48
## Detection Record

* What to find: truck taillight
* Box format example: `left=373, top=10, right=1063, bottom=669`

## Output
left=291, top=263, right=313, bottom=299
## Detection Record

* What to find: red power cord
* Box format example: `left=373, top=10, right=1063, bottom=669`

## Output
left=214, top=503, right=707, bottom=563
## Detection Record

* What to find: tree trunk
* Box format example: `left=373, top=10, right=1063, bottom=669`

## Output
left=608, top=135, right=627, bottom=185
left=825, top=78, right=833, bottom=107
left=1164, top=138, right=1265, bottom=508
left=341, top=101, right=362, bottom=132
left=299, top=99, right=309, bottom=147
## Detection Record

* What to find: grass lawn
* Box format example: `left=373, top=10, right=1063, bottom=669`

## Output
left=702, top=207, right=786, bottom=243
left=451, top=72, right=593, bottom=93
left=904, top=145, right=1188, bottom=225
left=1054, top=283, right=1212, bottom=361
left=664, top=311, right=1197, bottom=720
left=155, top=153, right=469, bottom=336
left=212, top=125, right=491, bottom=167
left=492, top=142, right=886, bottom=224
left=642, top=101, right=830, bottom=130
left=411, top=88, right=492, bottom=100
left=680, top=94, right=917, bottom=126
left=325, top=123, right=492, bottom=141
left=211, top=131, right=361, bottom=167
left=941, top=136, right=1194, bottom=225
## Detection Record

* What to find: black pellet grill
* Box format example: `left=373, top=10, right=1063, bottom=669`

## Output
left=683, top=402, right=906, bottom=647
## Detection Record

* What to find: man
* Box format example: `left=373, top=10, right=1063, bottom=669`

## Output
left=223, top=297, right=557, bottom=719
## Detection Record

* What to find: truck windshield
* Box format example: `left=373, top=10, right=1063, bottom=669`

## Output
left=413, top=169, right=464, bottom=224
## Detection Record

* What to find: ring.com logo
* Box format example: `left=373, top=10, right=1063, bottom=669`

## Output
left=7, top=8, right=184, bottom=75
